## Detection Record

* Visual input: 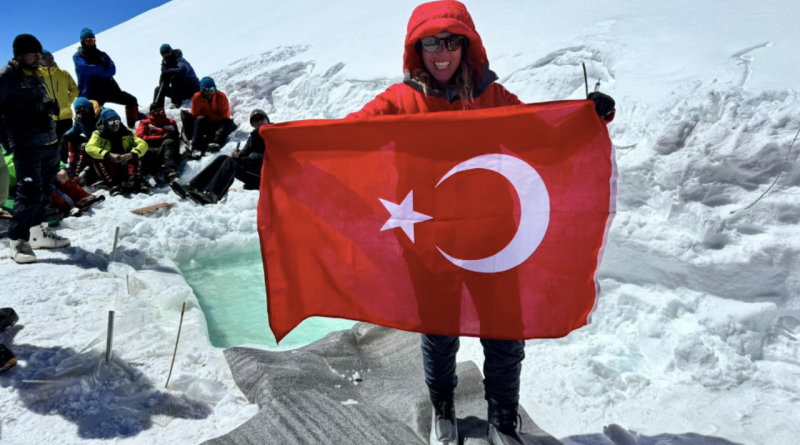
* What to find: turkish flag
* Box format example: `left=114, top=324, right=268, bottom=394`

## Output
left=258, top=101, right=616, bottom=342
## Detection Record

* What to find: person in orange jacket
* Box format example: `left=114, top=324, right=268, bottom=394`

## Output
left=180, top=77, right=235, bottom=160
left=346, top=2, right=615, bottom=445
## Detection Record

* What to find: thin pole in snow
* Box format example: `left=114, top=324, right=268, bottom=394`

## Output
left=111, top=227, right=120, bottom=263
left=165, top=302, right=187, bottom=389
left=733, top=125, right=800, bottom=214
left=105, top=310, right=115, bottom=363
left=582, top=62, right=589, bottom=98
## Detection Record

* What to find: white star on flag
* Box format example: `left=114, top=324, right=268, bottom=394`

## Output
left=378, top=191, right=433, bottom=243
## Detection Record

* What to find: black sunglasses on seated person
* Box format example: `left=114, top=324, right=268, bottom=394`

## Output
left=419, top=34, right=466, bottom=53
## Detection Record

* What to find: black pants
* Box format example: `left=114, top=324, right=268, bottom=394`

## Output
left=181, top=115, right=235, bottom=154
left=142, top=139, right=181, bottom=176
left=90, top=87, right=139, bottom=127
left=55, top=119, right=75, bottom=163
left=154, top=78, right=199, bottom=108
left=9, top=144, right=61, bottom=240
left=189, top=155, right=262, bottom=200
left=421, top=334, right=525, bottom=405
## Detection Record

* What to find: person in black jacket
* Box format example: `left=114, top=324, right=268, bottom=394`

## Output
left=0, top=34, right=70, bottom=264
left=170, top=109, right=269, bottom=205
left=153, top=44, right=200, bottom=109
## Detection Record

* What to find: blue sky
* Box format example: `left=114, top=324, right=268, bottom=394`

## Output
left=2, top=0, right=171, bottom=59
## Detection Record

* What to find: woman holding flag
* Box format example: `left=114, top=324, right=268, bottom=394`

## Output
left=347, top=1, right=615, bottom=444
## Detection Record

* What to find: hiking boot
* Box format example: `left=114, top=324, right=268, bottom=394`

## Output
left=487, top=400, right=524, bottom=445
left=0, top=344, right=16, bottom=373
left=0, top=308, right=19, bottom=333
left=186, top=189, right=217, bottom=206
left=136, top=182, right=150, bottom=194
left=430, top=393, right=458, bottom=444
left=206, top=143, right=221, bottom=153
left=10, top=239, right=36, bottom=263
left=191, top=149, right=202, bottom=160
left=110, top=185, right=123, bottom=197
left=166, top=171, right=179, bottom=183
left=29, top=223, right=71, bottom=249
left=169, top=181, right=189, bottom=199
left=145, top=175, right=159, bottom=188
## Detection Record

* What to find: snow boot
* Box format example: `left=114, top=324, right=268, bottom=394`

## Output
left=0, top=344, right=16, bottom=373
left=0, top=308, right=19, bottom=333
left=110, top=185, right=123, bottom=197
left=187, top=189, right=217, bottom=206
left=9, top=239, right=36, bottom=263
left=206, top=143, right=221, bottom=153
left=430, top=392, right=458, bottom=444
left=29, top=223, right=71, bottom=249
left=487, top=399, right=524, bottom=445
left=191, top=149, right=202, bottom=160
left=169, top=181, right=189, bottom=199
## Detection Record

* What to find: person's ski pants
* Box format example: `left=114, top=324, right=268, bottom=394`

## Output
left=154, top=79, right=199, bottom=108
left=421, top=334, right=525, bottom=405
left=143, top=139, right=181, bottom=176
left=92, top=89, right=139, bottom=127
left=8, top=144, right=61, bottom=241
left=184, top=116, right=235, bottom=154
left=190, top=154, right=261, bottom=199
left=55, top=119, right=73, bottom=163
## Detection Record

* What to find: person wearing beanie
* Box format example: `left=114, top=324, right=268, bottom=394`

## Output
left=62, top=97, right=102, bottom=183
left=1, top=33, right=69, bottom=264
left=135, top=103, right=181, bottom=183
left=38, top=50, right=80, bottom=156
left=72, top=28, right=141, bottom=128
left=85, top=108, right=149, bottom=195
left=171, top=108, right=269, bottom=205
left=180, top=76, right=236, bottom=160
left=153, top=43, right=199, bottom=109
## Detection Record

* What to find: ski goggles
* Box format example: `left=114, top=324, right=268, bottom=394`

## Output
left=419, top=34, right=466, bottom=53
left=202, top=87, right=216, bottom=93
left=106, top=118, right=121, bottom=131
left=83, top=38, right=96, bottom=44
left=150, top=109, right=166, bottom=118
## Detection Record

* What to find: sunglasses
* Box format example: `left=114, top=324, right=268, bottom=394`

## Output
left=202, top=87, right=216, bottom=93
left=84, top=38, right=96, bottom=44
left=420, top=34, right=465, bottom=53
left=150, top=110, right=166, bottom=117
left=107, top=118, right=121, bottom=126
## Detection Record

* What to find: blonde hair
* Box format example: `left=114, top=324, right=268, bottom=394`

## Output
left=412, top=55, right=476, bottom=108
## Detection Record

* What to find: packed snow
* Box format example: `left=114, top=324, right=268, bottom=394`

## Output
left=2, top=0, right=799, bottom=444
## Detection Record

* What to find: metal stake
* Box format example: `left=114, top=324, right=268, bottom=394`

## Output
left=166, top=302, right=187, bottom=389
left=105, top=310, right=115, bottom=363
left=111, top=227, right=120, bottom=263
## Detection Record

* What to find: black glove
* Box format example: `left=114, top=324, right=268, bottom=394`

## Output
left=588, top=91, right=615, bottom=118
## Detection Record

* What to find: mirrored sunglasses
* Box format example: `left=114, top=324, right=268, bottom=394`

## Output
left=420, top=34, right=465, bottom=53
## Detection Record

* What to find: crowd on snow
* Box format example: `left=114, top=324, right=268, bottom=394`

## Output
left=0, top=29, right=272, bottom=267
left=1, top=3, right=618, bottom=444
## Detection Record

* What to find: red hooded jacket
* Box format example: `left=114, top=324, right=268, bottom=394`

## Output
left=191, top=91, right=230, bottom=122
left=347, top=1, right=521, bottom=118
left=135, top=116, right=179, bottom=145
left=348, top=0, right=614, bottom=121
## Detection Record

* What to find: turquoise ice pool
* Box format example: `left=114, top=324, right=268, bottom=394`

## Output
left=179, top=249, right=355, bottom=349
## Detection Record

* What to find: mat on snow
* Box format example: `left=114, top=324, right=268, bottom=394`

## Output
left=205, top=323, right=562, bottom=445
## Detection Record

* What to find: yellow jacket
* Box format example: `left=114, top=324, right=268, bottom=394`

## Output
left=86, top=129, right=149, bottom=160
left=38, top=65, right=79, bottom=121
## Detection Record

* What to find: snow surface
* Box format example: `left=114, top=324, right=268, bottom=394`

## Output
left=1, top=0, right=799, bottom=443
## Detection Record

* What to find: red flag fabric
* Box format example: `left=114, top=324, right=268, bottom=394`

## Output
left=258, top=100, right=616, bottom=343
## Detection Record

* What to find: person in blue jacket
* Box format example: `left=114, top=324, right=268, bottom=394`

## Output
left=154, top=44, right=200, bottom=109
left=72, top=28, right=140, bottom=128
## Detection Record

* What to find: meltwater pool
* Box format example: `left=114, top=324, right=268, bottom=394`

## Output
left=179, top=249, right=355, bottom=349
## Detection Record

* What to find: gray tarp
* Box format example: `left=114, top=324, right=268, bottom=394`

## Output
left=206, top=323, right=562, bottom=445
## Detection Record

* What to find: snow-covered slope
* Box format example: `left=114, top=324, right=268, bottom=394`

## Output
left=1, top=0, right=798, bottom=444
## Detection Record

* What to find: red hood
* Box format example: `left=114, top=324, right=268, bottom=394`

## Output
left=403, top=0, right=488, bottom=81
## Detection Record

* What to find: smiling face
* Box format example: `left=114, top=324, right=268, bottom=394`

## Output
left=421, top=32, right=462, bottom=84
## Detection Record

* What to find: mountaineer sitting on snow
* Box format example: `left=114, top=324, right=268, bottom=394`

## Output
left=154, top=44, right=199, bottom=109
left=180, top=77, right=236, bottom=160
left=62, top=97, right=102, bottom=183
left=73, top=27, right=141, bottom=128
left=86, top=108, right=149, bottom=196
left=170, top=108, right=269, bottom=205
left=135, top=103, right=182, bottom=184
